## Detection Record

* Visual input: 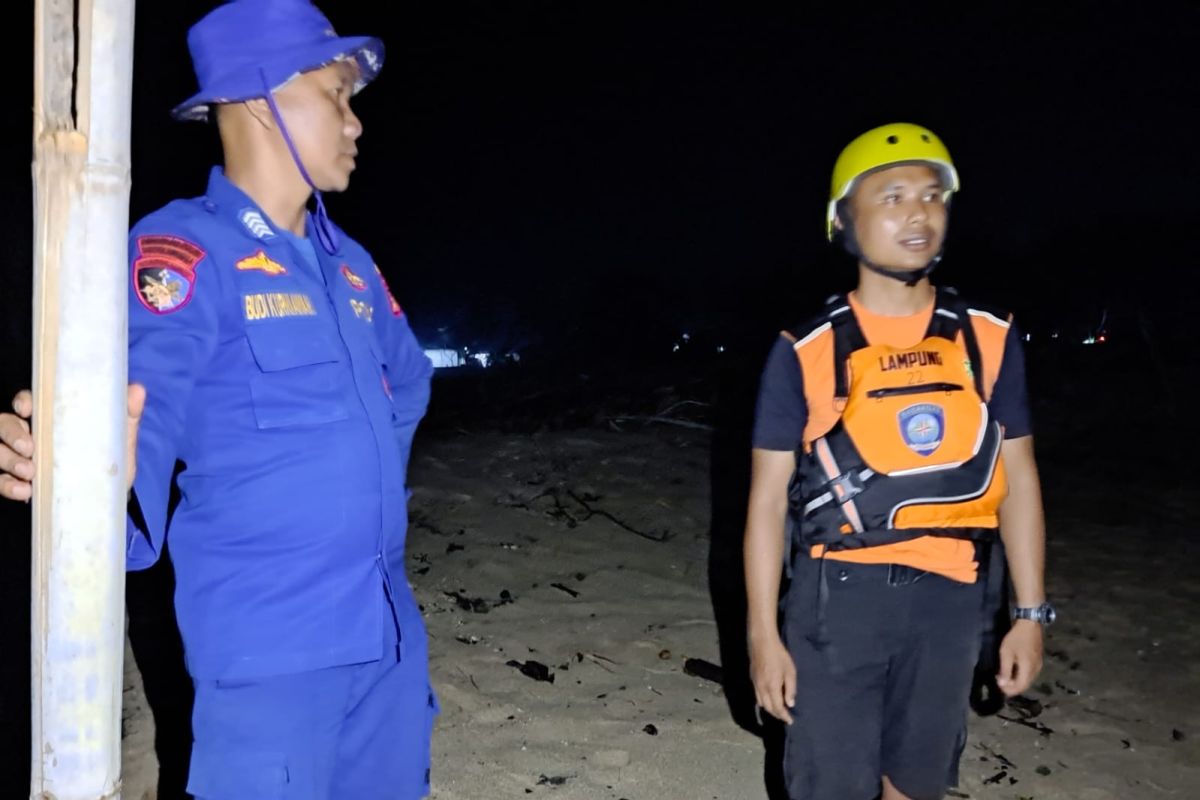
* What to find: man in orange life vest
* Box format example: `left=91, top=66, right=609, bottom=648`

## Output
left=744, top=123, right=1051, bottom=800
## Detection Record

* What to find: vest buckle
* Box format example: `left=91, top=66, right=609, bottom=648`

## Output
left=828, top=469, right=866, bottom=504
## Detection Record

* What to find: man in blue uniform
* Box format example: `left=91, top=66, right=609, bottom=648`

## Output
left=1, top=1, right=437, bottom=797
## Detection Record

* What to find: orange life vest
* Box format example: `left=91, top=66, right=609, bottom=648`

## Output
left=788, top=288, right=1010, bottom=552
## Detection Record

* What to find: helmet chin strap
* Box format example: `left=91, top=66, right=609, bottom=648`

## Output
left=837, top=202, right=943, bottom=287
left=861, top=252, right=942, bottom=286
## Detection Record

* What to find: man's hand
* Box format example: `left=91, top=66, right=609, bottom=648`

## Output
left=0, top=385, right=146, bottom=502
left=125, top=384, right=146, bottom=491
left=0, top=391, right=34, bottom=501
left=996, top=619, right=1043, bottom=696
left=750, top=633, right=797, bottom=724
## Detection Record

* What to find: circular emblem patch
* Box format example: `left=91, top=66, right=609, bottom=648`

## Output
left=898, top=403, right=945, bottom=456
left=137, top=267, right=193, bottom=313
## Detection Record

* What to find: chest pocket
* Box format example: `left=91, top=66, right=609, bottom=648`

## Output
left=244, top=323, right=350, bottom=429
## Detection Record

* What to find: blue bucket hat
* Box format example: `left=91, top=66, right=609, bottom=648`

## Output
left=173, top=0, right=384, bottom=254
left=172, top=0, right=384, bottom=122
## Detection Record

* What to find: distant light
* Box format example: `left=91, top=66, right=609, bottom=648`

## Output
left=682, top=333, right=691, bottom=342
left=1082, top=336, right=1096, bottom=345
left=672, top=344, right=680, bottom=353
left=717, top=345, right=726, bottom=353
left=1024, top=333, right=1032, bottom=342
left=425, top=349, right=464, bottom=368
left=472, top=352, right=491, bottom=368
left=1051, top=332, right=1060, bottom=340
left=1097, top=334, right=1107, bottom=343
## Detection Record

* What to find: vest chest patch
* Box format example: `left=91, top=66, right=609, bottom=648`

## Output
left=842, top=335, right=981, bottom=475
left=898, top=403, right=945, bottom=456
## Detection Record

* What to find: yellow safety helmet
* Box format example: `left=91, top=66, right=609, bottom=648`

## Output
left=826, top=123, right=960, bottom=241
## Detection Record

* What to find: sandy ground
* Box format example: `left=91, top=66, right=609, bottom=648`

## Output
left=120, top=427, right=1200, bottom=799
left=122, top=633, right=160, bottom=800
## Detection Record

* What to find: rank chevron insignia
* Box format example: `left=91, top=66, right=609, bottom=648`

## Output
left=239, top=209, right=275, bottom=240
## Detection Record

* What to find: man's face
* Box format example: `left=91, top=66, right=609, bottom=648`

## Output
left=842, top=164, right=948, bottom=271
left=274, top=61, right=363, bottom=192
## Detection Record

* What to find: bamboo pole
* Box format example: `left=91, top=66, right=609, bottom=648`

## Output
left=31, top=0, right=136, bottom=797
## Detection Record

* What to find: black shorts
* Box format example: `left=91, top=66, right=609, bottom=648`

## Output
left=781, top=557, right=985, bottom=800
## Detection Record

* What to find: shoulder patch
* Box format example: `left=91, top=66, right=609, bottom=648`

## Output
left=236, top=250, right=289, bottom=276
left=374, top=264, right=404, bottom=317
left=132, top=235, right=205, bottom=314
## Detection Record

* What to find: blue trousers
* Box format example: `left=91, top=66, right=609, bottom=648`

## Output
left=186, top=615, right=437, bottom=800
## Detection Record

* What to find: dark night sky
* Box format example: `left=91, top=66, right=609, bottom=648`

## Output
left=2, top=1, right=1196, bottom=370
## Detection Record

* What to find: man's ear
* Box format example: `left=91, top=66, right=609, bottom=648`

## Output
left=833, top=197, right=853, bottom=232
left=243, top=98, right=275, bottom=131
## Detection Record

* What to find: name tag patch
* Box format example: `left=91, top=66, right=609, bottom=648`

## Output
left=244, top=292, right=318, bottom=321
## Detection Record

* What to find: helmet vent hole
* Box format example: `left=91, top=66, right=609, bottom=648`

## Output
left=887, top=135, right=899, bottom=144
left=921, top=134, right=931, bottom=142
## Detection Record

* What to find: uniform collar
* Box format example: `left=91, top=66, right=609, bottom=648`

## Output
left=205, top=166, right=259, bottom=215
left=203, top=167, right=344, bottom=256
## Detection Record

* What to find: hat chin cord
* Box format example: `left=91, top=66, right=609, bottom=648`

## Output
left=259, top=69, right=341, bottom=255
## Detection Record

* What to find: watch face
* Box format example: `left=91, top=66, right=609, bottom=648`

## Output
left=1042, top=605, right=1057, bottom=625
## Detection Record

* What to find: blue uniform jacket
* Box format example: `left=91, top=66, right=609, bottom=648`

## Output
left=125, top=168, right=434, bottom=680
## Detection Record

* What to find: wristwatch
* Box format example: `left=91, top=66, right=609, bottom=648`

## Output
left=1011, top=602, right=1056, bottom=625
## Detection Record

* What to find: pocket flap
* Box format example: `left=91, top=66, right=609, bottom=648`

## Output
left=245, top=322, right=343, bottom=372
left=186, top=746, right=288, bottom=799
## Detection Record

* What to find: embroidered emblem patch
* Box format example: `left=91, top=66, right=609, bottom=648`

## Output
left=236, top=250, right=289, bottom=276
left=374, top=264, right=403, bottom=317
left=239, top=209, right=275, bottom=240
left=341, top=264, right=368, bottom=292
left=898, top=403, right=945, bottom=457
left=132, top=235, right=206, bottom=314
